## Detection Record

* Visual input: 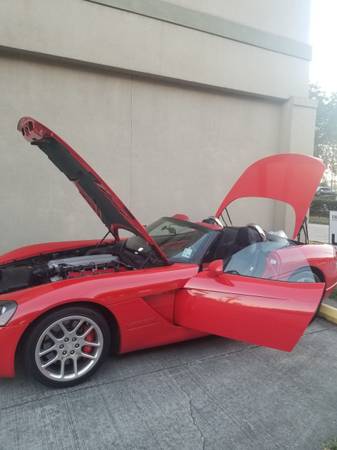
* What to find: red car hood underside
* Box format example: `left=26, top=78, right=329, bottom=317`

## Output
left=215, top=153, right=325, bottom=238
left=17, top=117, right=168, bottom=264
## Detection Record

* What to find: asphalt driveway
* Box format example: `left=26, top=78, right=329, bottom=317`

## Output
left=1, top=318, right=337, bottom=450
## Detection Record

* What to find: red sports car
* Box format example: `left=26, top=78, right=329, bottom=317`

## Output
left=0, top=117, right=335, bottom=387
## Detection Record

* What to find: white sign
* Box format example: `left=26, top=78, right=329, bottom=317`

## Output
left=329, top=210, right=337, bottom=244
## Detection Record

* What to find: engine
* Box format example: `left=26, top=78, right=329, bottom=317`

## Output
left=0, top=250, right=124, bottom=295
left=47, top=254, right=120, bottom=280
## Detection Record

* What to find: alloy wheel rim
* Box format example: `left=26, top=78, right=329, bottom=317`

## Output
left=35, top=315, right=103, bottom=382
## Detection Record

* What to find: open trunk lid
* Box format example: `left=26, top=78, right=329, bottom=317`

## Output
left=215, top=153, right=325, bottom=238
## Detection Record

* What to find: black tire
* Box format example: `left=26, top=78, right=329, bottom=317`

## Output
left=23, top=305, right=111, bottom=388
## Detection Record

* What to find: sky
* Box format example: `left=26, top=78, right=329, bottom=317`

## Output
left=310, top=0, right=337, bottom=92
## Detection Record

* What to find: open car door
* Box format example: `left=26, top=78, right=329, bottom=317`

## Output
left=175, top=242, right=324, bottom=351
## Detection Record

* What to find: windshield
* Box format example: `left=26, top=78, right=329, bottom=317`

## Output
left=125, top=217, right=215, bottom=263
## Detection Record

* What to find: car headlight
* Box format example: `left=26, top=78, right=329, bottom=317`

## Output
left=0, top=301, right=17, bottom=326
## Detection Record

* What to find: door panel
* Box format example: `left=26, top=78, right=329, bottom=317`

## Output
left=175, top=272, right=324, bottom=351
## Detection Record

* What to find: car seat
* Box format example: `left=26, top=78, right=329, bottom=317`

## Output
left=215, top=226, right=263, bottom=263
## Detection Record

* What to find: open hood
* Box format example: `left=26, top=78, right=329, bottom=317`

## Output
left=215, top=154, right=325, bottom=238
left=17, top=117, right=168, bottom=264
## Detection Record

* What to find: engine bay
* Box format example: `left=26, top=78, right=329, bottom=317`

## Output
left=0, top=243, right=143, bottom=295
left=0, top=223, right=294, bottom=296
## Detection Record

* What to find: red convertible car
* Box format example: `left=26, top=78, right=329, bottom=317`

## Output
left=0, top=117, right=335, bottom=387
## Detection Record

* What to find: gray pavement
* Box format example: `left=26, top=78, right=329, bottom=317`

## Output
left=1, top=318, right=337, bottom=450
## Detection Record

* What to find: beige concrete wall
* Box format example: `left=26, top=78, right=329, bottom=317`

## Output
left=0, top=55, right=281, bottom=252
left=168, top=0, right=311, bottom=42
left=0, top=0, right=310, bottom=99
left=0, top=0, right=315, bottom=251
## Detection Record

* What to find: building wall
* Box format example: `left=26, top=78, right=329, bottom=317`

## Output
left=0, top=0, right=315, bottom=252
left=168, top=0, right=311, bottom=42
left=0, top=0, right=311, bottom=98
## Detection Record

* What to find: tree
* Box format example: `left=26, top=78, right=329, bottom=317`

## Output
left=310, top=85, right=337, bottom=186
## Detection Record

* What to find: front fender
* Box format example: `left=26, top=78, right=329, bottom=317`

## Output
left=0, top=240, right=104, bottom=265
left=0, top=264, right=199, bottom=377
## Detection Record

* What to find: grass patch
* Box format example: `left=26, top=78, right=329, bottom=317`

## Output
left=330, top=289, right=337, bottom=300
left=322, top=439, right=337, bottom=450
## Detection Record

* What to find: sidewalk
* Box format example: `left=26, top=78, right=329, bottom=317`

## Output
left=0, top=318, right=336, bottom=450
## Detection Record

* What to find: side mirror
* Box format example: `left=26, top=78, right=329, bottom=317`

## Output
left=208, top=259, right=224, bottom=274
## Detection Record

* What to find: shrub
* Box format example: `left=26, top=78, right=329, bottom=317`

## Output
left=322, top=438, right=337, bottom=450
left=310, top=198, right=337, bottom=218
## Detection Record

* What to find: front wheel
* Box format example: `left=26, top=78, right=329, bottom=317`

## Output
left=23, top=306, right=111, bottom=388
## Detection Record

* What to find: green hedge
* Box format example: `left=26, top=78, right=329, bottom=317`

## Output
left=310, top=198, right=337, bottom=217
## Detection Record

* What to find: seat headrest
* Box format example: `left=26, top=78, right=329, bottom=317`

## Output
left=236, top=226, right=262, bottom=247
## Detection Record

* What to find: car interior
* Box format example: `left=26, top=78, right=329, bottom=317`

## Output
left=201, top=217, right=292, bottom=276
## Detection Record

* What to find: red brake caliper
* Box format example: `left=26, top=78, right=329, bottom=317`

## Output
left=83, top=330, right=95, bottom=354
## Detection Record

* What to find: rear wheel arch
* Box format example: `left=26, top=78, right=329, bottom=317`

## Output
left=288, top=266, right=325, bottom=323
left=309, top=267, right=326, bottom=321
left=310, top=266, right=325, bottom=283
left=15, top=301, right=120, bottom=370
left=289, top=266, right=325, bottom=283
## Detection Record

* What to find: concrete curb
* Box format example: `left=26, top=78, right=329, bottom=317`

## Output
left=319, top=303, right=337, bottom=325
